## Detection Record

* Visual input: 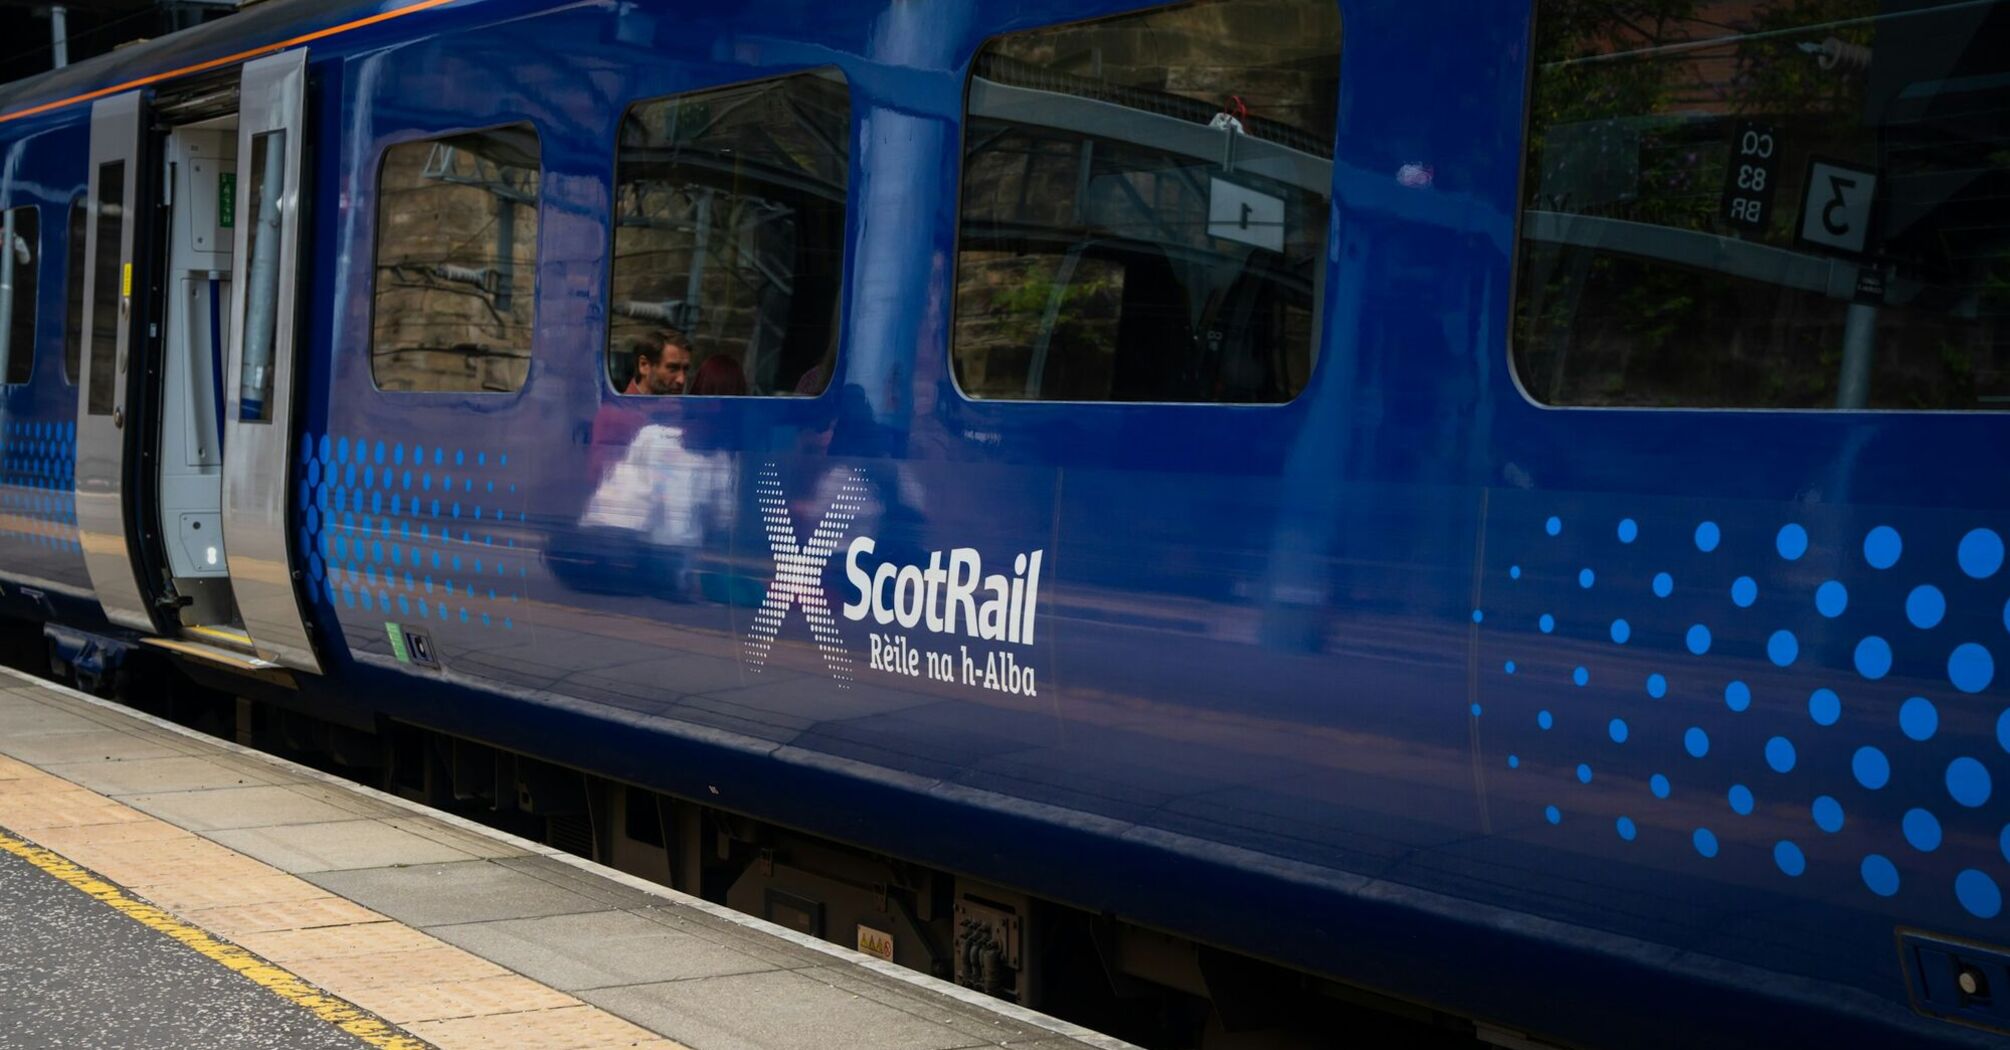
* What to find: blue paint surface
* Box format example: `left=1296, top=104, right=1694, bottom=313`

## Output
left=0, top=2, right=2000, bottom=1047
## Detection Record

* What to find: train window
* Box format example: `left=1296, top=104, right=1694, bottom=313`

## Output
left=64, top=195, right=83, bottom=384
left=86, top=162, right=122, bottom=415
left=606, top=70, right=850, bottom=397
left=951, top=0, right=1339, bottom=404
left=370, top=125, right=541, bottom=393
left=1515, top=1, right=2010, bottom=410
left=0, top=206, right=37, bottom=385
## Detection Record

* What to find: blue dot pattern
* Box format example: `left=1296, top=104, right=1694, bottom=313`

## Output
left=1483, top=509, right=2010, bottom=924
left=300, top=434, right=526, bottom=653
left=0, top=421, right=80, bottom=553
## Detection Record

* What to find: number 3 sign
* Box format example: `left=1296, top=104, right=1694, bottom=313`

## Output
left=1797, top=158, right=1878, bottom=255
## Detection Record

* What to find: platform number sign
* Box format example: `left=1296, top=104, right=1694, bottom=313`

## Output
left=1720, top=122, right=1780, bottom=230
left=1797, top=159, right=1877, bottom=255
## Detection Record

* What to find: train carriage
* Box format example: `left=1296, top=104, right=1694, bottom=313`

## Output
left=0, top=0, right=2005, bottom=1047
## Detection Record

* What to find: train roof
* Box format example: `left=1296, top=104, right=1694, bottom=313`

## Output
left=0, top=0, right=440, bottom=126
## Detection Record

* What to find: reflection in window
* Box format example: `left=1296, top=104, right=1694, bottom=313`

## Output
left=953, top=0, right=1338, bottom=403
left=87, top=162, right=123, bottom=415
left=370, top=126, right=540, bottom=393
left=1516, top=1, right=2010, bottom=410
left=607, top=71, right=849, bottom=396
left=0, top=207, right=37, bottom=386
left=64, top=195, right=84, bottom=384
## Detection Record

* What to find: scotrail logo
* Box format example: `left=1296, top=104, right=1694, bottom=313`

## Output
left=744, top=463, right=1046, bottom=695
left=745, top=465, right=869, bottom=684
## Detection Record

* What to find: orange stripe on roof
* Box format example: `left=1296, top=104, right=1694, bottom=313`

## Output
left=0, top=0, right=459, bottom=125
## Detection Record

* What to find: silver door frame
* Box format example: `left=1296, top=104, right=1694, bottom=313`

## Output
left=222, top=49, right=320, bottom=674
left=74, top=91, right=152, bottom=633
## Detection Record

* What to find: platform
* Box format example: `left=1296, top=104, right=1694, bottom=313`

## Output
left=0, top=667, right=1132, bottom=1050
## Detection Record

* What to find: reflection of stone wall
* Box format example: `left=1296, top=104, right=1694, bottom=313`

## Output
left=371, top=142, right=538, bottom=392
left=954, top=252, right=1123, bottom=399
left=988, top=0, right=1340, bottom=144
left=955, top=0, right=1336, bottom=402
left=606, top=185, right=784, bottom=384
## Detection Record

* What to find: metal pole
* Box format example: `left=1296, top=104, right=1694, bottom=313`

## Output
left=682, top=189, right=711, bottom=332
left=49, top=5, right=68, bottom=69
left=240, top=135, right=286, bottom=421
left=1836, top=301, right=1877, bottom=409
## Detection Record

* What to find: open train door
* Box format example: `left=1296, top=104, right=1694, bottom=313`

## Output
left=74, top=92, right=153, bottom=633
left=219, top=49, right=321, bottom=673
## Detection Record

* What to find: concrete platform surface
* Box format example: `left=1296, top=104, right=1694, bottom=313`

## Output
left=0, top=668, right=1134, bottom=1050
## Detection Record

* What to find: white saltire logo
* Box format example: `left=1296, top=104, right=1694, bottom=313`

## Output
left=745, top=464, right=869, bottom=684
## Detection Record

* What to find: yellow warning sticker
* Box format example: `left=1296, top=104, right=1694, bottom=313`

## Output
left=856, top=924, right=894, bottom=962
left=120, top=262, right=131, bottom=297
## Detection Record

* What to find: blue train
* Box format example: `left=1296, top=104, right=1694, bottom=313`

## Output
left=0, top=0, right=2004, bottom=1045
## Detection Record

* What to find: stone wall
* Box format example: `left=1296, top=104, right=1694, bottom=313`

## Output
left=370, top=139, right=539, bottom=393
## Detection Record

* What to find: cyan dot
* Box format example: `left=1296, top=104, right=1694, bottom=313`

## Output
left=1686, top=625, right=1712, bottom=655
left=1812, top=796, right=1844, bottom=833
left=1864, top=526, right=1903, bottom=569
left=1999, top=709, right=2010, bottom=754
left=1694, top=828, right=1719, bottom=858
left=1861, top=855, right=1900, bottom=897
left=1775, top=840, right=1807, bottom=877
left=1573, top=666, right=1589, bottom=687
left=1731, top=577, right=1758, bottom=607
left=1504, top=660, right=1517, bottom=675
left=1766, top=737, right=1798, bottom=773
left=1650, top=774, right=1671, bottom=799
left=1618, top=519, right=1638, bottom=543
left=1959, top=528, right=2004, bottom=579
left=1545, top=805, right=1561, bottom=825
left=1609, top=718, right=1629, bottom=743
left=1653, top=573, right=1674, bottom=598
left=1470, top=702, right=1483, bottom=717
left=1900, top=697, right=1938, bottom=741
left=1777, top=523, right=1809, bottom=560
left=1769, top=630, right=1800, bottom=666
left=1854, top=745, right=1891, bottom=789
left=1509, top=565, right=1521, bottom=580
left=1579, top=568, right=1596, bottom=589
left=1957, top=870, right=2003, bottom=919
left=1472, top=609, right=1484, bottom=624
left=1725, top=680, right=1752, bottom=712
left=2003, top=598, right=2010, bottom=634
left=1611, top=619, right=1631, bottom=644
left=1949, top=643, right=1994, bottom=694
left=1539, top=614, right=1555, bottom=634
left=1729, top=784, right=1755, bottom=815
left=1695, top=522, right=1720, bottom=552
left=1855, top=637, right=1892, bottom=680
left=1808, top=688, right=1841, bottom=726
left=1545, top=516, right=1562, bottom=537
left=1538, top=710, right=1553, bottom=730
left=1948, top=757, right=1993, bottom=807
left=1907, top=585, right=1946, bottom=629
left=1646, top=673, right=1667, bottom=699
left=1816, top=581, right=1849, bottom=618
left=1904, top=808, right=1942, bottom=852
left=1616, top=816, right=1637, bottom=841
left=1507, top=754, right=1520, bottom=769
left=1577, top=763, right=1593, bottom=784
left=1685, top=727, right=1709, bottom=757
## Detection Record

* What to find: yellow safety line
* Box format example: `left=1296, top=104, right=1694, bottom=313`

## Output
left=0, top=828, right=431, bottom=1050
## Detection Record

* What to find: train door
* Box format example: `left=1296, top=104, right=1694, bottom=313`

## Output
left=72, top=51, right=321, bottom=674
left=75, top=92, right=149, bottom=634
